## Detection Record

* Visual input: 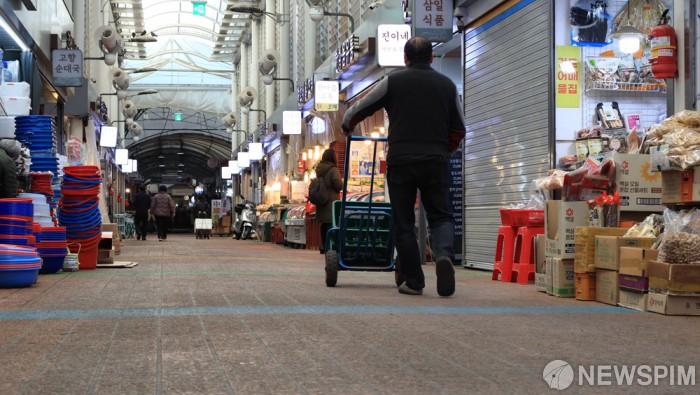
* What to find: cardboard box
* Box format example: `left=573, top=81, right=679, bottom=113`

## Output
left=545, top=258, right=553, bottom=295
left=594, top=236, right=656, bottom=270
left=619, top=247, right=659, bottom=276
left=614, top=154, right=663, bottom=211
left=596, top=269, right=619, bottom=305
left=549, top=257, right=575, bottom=298
left=221, top=215, right=232, bottom=227
left=97, top=247, right=115, bottom=263
left=98, top=231, right=114, bottom=250
left=647, top=292, right=700, bottom=316
left=103, top=223, right=120, bottom=238
left=574, top=227, right=628, bottom=273
left=618, top=289, right=647, bottom=312
left=575, top=272, right=596, bottom=301
left=647, top=261, right=700, bottom=293
left=661, top=167, right=700, bottom=204
left=545, top=201, right=588, bottom=259
left=534, top=235, right=546, bottom=292
left=618, top=273, right=649, bottom=292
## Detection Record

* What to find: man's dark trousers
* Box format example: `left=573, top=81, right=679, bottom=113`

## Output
left=387, top=158, right=455, bottom=290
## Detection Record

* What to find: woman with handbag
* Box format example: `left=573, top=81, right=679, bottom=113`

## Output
left=314, top=149, right=343, bottom=254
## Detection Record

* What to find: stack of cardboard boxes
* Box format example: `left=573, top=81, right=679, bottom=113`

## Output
left=617, top=247, right=658, bottom=311
left=98, top=223, right=121, bottom=264
left=573, top=227, right=628, bottom=301
left=593, top=236, right=656, bottom=306
left=647, top=260, right=700, bottom=315
left=540, top=200, right=590, bottom=297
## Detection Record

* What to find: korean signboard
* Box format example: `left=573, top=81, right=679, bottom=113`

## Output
left=336, top=35, right=359, bottom=73
left=314, top=80, right=339, bottom=112
left=283, top=111, right=302, bottom=135
left=377, top=25, right=411, bottom=67
left=52, top=49, right=83, bottom=87
left=414, top=0, right=454, bottom=43
left=211, top=199, right=223, bottom=222
left=555, top=46, right=581, bottom=108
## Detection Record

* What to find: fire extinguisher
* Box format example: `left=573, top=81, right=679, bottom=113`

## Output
left=649, top=9, right=677, bottom=79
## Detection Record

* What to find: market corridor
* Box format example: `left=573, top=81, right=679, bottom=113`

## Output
left=0, top=235, right=698, bottom=394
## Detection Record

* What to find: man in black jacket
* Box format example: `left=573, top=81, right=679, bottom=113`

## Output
left=342, top=36, right=466, bottom=297
left=132, top=185, right=151, bottom=241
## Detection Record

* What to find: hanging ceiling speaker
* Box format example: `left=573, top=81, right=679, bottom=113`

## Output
left=111, top=68, right=130, bottom=90
left=121, top=100, right=137, bottom=118
left=237, top=86, right=258, bottom=107
left=258, top=49, right=280, bottom=75
left=221, top=112, right=237, bottom=128
left=129, top=121, right=143, bottom=137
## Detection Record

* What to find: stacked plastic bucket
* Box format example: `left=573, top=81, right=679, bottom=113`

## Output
left=0, top=198, right=36, bottom=247
left=0, top=244, right=41, bottom=288
left=15, top=116, right=61, bottom=222
left=58, top=166, right=102, bottom=270
left=36, top=226, right=67, bottom=274
left=29, top=172, right=58, bottom=226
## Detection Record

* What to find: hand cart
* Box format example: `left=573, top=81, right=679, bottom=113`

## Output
left=324, top=134, right=398, bottom=287
left=194, top=212, right=212, bottom=239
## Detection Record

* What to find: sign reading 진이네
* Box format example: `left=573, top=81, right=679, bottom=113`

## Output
left=377, top=25, right=411, bottom=67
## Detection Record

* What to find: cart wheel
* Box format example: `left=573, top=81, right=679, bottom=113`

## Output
left=394, top=256, right=402, bottom=287
left=325, top=250, right=338, bottom=287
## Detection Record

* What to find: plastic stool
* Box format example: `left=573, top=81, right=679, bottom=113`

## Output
left=512, top=226, right=544, bottom=284
left=492, top=226, right=517, bottom=282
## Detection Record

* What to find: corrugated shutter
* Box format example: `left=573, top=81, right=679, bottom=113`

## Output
left=462, top=0, right=552, bottom=270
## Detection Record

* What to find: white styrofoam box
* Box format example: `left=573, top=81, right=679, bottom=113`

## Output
left=33, top=204, right=51, bottom=217
left=0, top=116, right=15, bottom=138
left=0, top=82, right=30, bottom=98
left=18, top=193, right=47, bottom=204
left=0, top=97, right=31, bottom=116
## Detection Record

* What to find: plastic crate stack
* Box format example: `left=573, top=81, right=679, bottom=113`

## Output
left=15, top=115, right=61, bottom=225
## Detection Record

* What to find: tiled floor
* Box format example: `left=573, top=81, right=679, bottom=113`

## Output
left=0, top=234, right=698, bottom=394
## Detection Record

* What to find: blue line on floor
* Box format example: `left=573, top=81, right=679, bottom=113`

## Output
left=0, top=305, right=639, bottom=321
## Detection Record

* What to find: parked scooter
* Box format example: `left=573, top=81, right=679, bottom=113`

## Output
left=232, top=201, right=256, bottom=240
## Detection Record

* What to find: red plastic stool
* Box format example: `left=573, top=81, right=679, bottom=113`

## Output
left=512, top=226, right=544, bottom=284
left=492, top=226, right=517, bottom=282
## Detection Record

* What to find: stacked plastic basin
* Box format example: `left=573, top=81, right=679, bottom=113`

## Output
left=29, top=172, right=58, bottom=226
left=18, top=192, right=53, bottom=227
left=0, top=244, right=41, bottom=288
left=36, top=226, right=67, bottom=274
left=0, top=198, right=36, bottom=247
left=59, top=166, right=102, bottom=270
left=15, top=116, right=60, bottom=215
left=14, top=115, right=57, bottom=158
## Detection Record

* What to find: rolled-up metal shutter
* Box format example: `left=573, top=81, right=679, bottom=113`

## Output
left=462, top=0, right=552, bottom=270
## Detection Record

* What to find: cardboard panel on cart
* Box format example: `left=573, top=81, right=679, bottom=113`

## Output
left=647, top=292, right=700, bottom=316
left=545, top=200, right=588, bottom=259
left=614, top=154, right=663, bottom=211
left=594, top=236, right=656, bottom=271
